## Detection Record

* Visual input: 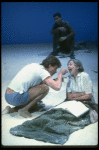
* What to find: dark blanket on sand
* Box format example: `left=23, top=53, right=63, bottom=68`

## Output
left=10, top=103, right=98, bottom=145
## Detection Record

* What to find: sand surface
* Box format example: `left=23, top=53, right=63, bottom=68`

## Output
left=1, top=42, right=98, bottom=147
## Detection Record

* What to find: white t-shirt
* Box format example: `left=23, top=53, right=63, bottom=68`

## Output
left=8, top=63, right=50, bottom=94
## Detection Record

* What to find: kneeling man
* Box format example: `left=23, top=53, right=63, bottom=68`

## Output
left=2, top=56, right=68, bottom=118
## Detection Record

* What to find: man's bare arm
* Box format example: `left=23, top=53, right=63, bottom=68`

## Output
left=44, top=69, right=68, bottom=91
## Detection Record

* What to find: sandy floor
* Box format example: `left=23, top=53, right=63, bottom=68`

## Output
left=1, top=42, right=98, bottom=147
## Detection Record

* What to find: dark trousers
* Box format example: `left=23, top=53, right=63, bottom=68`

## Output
left=53, top=32, right=75, bottom=54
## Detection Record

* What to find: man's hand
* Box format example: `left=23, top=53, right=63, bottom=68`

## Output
left=59, top=68, right=68, bottom=75
left=59, top=36, right=67, bottom=42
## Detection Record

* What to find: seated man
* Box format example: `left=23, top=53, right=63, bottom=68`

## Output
left=2, top=56, right=68, bottom=118
left=50, top=13, right=76, bottom=58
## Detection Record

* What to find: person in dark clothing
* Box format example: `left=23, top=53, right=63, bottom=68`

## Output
left=49, top=13, right=75, bottom=58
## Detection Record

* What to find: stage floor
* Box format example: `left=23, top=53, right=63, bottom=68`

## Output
left=1, top=42, right=98, bottom=147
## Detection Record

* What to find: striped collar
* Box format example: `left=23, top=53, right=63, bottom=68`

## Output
left=70, top=72, right=82, bottom=79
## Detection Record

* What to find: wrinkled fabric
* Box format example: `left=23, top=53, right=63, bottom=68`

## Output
left=10, top=104, right=98, bottom=145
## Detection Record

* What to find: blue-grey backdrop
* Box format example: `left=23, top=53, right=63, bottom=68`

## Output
left=1, top=2, right=98, bottom=45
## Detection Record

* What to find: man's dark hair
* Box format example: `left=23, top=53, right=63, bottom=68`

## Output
left=41, top=56, right=61, bottom=68
left=53, top=13, right=61, bottom=18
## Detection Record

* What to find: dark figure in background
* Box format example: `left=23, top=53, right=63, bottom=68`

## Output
left=50, top=13, right=75, bottom=58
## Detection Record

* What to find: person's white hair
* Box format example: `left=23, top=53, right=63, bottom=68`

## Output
left=68, top=59, right=84, bottom=72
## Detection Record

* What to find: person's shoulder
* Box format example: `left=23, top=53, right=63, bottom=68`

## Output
left=26, top=63, right=37, bottom=66
left=38, top=64, right=49, bottom=73
left=63, top=20, right=69, bottom=24
left=63, top=21, right=73, bottom=29
left=30, top=63, right=40, bottom=67
left=80, top=72, right=90, bottom=78
left=63, top=20, right=70, bottom=25
left=25, top=63, right=40, bottom=70
left=81, top=72, right=89, bottom=75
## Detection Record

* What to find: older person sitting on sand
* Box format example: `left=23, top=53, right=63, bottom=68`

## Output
left=66, top=59, right=98, bottom=123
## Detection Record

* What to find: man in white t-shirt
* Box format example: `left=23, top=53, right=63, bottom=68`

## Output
left=2, top=56, right=68, bottom=118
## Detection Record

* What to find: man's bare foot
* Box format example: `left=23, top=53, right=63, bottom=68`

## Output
left=90, top=110, right=98, bottom=123
left=2, top=106, right=12, bottom=115
left=2, top=105, right=24, bottom=115
left=18, top=109, right=32, bottom=118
